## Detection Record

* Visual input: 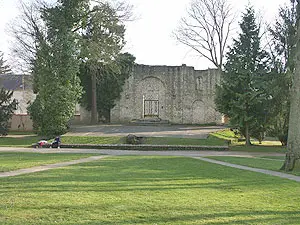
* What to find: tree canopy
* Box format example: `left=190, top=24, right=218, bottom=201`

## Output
left=27, top=0, right=87, bottom=136
left=79, top=52, right=135, bottom=122
left=79, top=2, right=127, bottom=124
left=215, top=6, right=270, bottom=145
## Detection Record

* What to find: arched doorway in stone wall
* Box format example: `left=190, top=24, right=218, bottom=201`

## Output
left=192, top=100, right=205, bottom=124
left=136, top=76, right=166, bottom=119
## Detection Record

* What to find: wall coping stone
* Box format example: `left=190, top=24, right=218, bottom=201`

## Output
left=31, top=143, right=229, bottom=151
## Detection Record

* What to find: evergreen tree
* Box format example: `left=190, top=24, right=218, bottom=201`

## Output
left=28, top=0, right=88, bottom=136
left=215, top=6, right=270, bottom=145
left=0, top=52, right=18, bottom=136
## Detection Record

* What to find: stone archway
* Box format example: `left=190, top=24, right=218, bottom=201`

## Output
left=136, top=76, right=166, bottom=119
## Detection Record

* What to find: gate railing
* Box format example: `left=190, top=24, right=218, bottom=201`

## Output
left=144, top=100, right=159, bottom=117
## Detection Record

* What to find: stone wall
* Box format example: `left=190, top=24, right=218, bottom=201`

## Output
left=111, top=64, right=222, bottom=124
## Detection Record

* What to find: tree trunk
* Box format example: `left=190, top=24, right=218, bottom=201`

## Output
left=281, top=22, right=300, bottom=171
left=245, top=122, right=252, bottom=146
left=91, top=72, right=98, bottom=124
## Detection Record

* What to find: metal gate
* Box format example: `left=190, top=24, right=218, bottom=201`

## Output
left=144, top=100, right=159, bottom=117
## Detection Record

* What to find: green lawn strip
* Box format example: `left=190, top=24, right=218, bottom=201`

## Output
left=0, top=152, right=98, bottom=172
left=0, top=136, right=42, bottom=147
left=0, top=156, right=300, bottom=224
left=144, top=135, right=226, bottom=146
left=210, top=129, right=238, bottom=140
left=60, top=136, right=124, bottom=144
left=206, top=156, right=300, bottom=176
left=212, top=129, right=283, bottom=148
left=230, top=145, right=286, bottom=153
left=0, top=135, right=227, bottom=147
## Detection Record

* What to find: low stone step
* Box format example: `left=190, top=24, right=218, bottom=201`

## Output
left=130, top=119, right=170, bottom=125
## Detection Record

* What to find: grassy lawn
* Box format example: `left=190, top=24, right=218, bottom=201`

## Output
left=1, top=156, right=300, bottom=224
left=0, top=136, right=42, bottom=147
left=0, top=152, right=97, bottom=172
left=206, top=156, right=300, bottom=176
left=0, top=135, right=226, bottom=147
left=210, top=129, right=238, bottom=140
left=230, top=145, right=286, bottom=153
left=60, top=136, right=124, bottom=144
left=144, top=135, right=226, bottom=146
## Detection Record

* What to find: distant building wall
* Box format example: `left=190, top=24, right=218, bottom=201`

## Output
left=9, top=114, right=33, bottom=131
left=111, top=64, right=222, bottom=124
left=1, top=66, right=223, bottom=129
left=0, top=74, right=35, bottom=131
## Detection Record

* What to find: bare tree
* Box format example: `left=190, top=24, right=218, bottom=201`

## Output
left=9, top=0, right=134, bottom=73
left=174, top=0, right=234, bottom=69
left=8, top=0, right=48, bottom=73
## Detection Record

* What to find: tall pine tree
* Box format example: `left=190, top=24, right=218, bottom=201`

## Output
left=215, top=6, right=269, bottom=145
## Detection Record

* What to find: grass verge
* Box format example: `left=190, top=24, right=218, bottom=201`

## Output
left=0, top=136, right=42, bottom=147
left=206, top=156, right=300, bottom=176
left=230, top=145, right=286, bottom=153
left=144, top=135, right=225, bottom=146
left=0, top=135, right=227, bottom=147
left=0, top=156, right=300, bottom=224
left=0, top=152, right=98, bottom=172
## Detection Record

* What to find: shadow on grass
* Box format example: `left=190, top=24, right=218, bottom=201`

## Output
left=76, top=210, right=300, bottom=225
left=1, top=156, right=300, bottom=224
left=1, top=156, right=292, bottom=193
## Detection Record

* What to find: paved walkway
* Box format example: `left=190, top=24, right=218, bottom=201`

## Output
left=1, top=147, right=298, bottom=182
left=0, top=147, right=285, bottom=157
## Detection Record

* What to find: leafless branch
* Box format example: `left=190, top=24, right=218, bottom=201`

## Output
left=174, top=0, right=234, bottom=69
left=8, top=0, right=48, bottom=72
left=91, top=0, right=135, bottom=22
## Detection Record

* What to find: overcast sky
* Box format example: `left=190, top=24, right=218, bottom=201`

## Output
left=0, top=0, right=288, bottom=70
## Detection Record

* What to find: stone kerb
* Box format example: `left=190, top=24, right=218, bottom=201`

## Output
left=31, top=143, right=229, bottom=151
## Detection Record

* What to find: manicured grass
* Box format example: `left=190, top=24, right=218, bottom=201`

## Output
left=60, top=136, right=124, bottom=144
left=0, top=135, right=227, bottom=147
left=0, top=152, right=97, bottom=172
left=210, top=129, right=238, bottom=140
left=0, top=136, right=42, bottom=147
left=207, top=156, right=300, bottom=176
left=230, top=145, right=286, bottom=153
left=144, top=135, right=226, bottom=146
left=1, top=156, right=300, bottom=224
